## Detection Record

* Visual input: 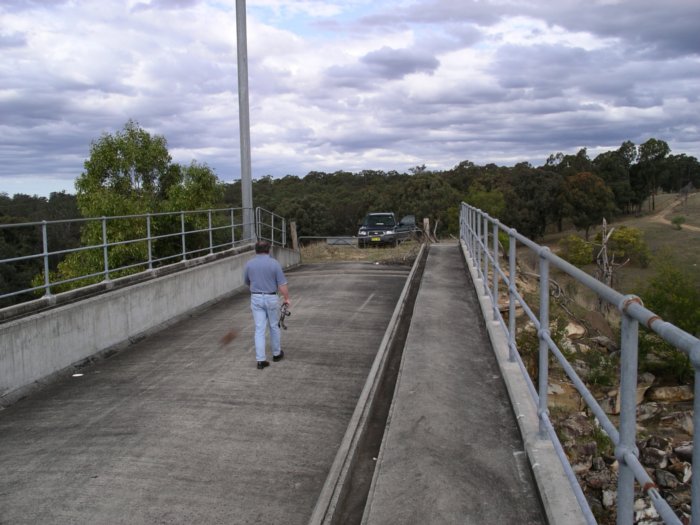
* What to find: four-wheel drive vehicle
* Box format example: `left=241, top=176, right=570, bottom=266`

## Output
left=357, top=212, right=420, bottom=248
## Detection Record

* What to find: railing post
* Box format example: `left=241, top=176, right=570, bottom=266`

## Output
left=692, top=352, right=700, bottom=525
left=616, top=306, right=640, bottom=525
left=482, top=213, right=488, bottom=296
left=231, top=208, right=236, bottom=248
left=475, top=209, right=481, bottom=274
left=102, top=217, right=111, bottom=282
left=492, top=220, right=499, bottom=321
left=146, top=213, right=153, bottom=270
left=181, top=212, right=186, bottom=261
left=282, top=217, right=287, bottom=247
left=255, top=207, right=261, bottom=241
left=41, top=221, right=52, bottom=298
left=508, top=230, right=517, bottom=362
left=208, top=210, right=214, bottom=255
left=537, top=249, right=550, bottom=438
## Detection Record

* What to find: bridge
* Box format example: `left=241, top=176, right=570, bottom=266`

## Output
left=1, top=205, right=698, bottom=524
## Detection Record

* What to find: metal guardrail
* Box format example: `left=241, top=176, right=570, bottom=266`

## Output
left=1, top=207, right=286, bottom=304
left=460, top=202, right=699, bottom=525
left=255, top=207, right=286, bottom=248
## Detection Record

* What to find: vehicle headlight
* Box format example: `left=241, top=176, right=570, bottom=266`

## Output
left=385, top=229, right=394, bottom=234
left=358, top=231, right=367, bottom=236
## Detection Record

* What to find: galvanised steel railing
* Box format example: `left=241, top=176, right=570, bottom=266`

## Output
left=460, top=202, right=699, bottom=525
left=255, top=207, right=286, bottom=248
left=1, top=207, right=287, bottom=304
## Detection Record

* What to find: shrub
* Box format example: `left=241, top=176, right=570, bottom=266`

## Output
left=595, top=226, right=650, bottom=267
left=671, top=216, right=686, bottom=230
left=558, top=234, right=593, bottom=267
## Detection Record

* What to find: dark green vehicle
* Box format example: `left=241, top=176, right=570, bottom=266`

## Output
left=357, top=212, right=420, bottom=248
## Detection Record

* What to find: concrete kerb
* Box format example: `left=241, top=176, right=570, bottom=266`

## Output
left=459, top=240, right=587, bottom=525
left=308, top=243, right=428, bottom=525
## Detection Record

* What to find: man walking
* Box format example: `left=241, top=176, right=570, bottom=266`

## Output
left=244, top=240, right=290, bottom=369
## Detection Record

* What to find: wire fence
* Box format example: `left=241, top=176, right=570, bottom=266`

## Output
left=460, top=202, right=699, bottom=525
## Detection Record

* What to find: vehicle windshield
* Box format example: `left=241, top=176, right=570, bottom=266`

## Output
left=365, top=214, right=395, bottom=227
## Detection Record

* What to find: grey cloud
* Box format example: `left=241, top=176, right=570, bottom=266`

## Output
left=361, top=46, right=440, bottom=79
left=131, top=0, right=202, bottom=13
left=0, top=32, right=27, bottom=48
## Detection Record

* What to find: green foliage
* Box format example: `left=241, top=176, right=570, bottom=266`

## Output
left=594, top=226, right=650, bottom=267
left=580, top=350, right=617, bottom=387
left=464, top=184, right=505, bottom=218
left=671, top=216, right=686, bottom=230
left=639, top=333, right=692, bottom=384
left=52, top=121, right=225, bottom=291
left=564, top=172, right=615, bottom=239
left=558, top=235, right=593, bottom=267
left=637, top=255, right=700, bottom=336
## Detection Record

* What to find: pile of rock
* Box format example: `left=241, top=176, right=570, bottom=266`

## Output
left=555, top=412, right=693, bottom=524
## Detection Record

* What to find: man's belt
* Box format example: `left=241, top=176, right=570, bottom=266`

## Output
left=252, top=291, right=277, bottom=295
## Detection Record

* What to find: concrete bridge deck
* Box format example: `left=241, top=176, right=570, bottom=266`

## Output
left=0, top=246, right=547, bottom=524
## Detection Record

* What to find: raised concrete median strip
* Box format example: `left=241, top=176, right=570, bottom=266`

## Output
left=308, top=244, right=428, bottom=525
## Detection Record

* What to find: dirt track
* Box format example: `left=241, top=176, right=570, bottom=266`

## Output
left=647, top=192, right=700, bottom=232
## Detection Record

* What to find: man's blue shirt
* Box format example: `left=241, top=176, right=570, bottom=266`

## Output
left=244, top=254, right=287, bottom=293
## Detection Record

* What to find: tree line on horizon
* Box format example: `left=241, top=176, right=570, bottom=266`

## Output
left=1, top=121, right=699, bottom=303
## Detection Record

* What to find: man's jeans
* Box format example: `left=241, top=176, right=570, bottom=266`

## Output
left=251, top=294, right=281, bottom=362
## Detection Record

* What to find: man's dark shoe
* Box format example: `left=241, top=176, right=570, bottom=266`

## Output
left=273, top=351, right=284, bottom=362
left=257, top=361, right=270, bottom=370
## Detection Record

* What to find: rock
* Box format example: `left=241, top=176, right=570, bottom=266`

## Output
left=548, top=383, right=565, bottom=395
left=660, top=411, right=694, bottom=436
left=647, top=385, right=694, bottom=402
left=586, top=469, right=614, bottom=490
left=639, top=372, right=655, bottom=385
left=560, top=413, right=594, bottom=438
left=602, top=489, right=616, bottom=508
left=582, top=310, right=616, bottom=339
left=674, top=443, right=693, bottom=462
left=591, top=335, right=618, bottom=352
left=572, top=359, right=591, bottom=380
left=560, top=338, right=577, bottom=353
left=565, top=321, right=586, bottom=339
left=665, top=488, right=691, bottom=506
left=637, top=402, right=662, bottom=422
left=635, top=504, right=659, bottom=523
left=655, top=469, right=680, bottom=489
left=646, top=436, right=672, bottom=452
left=592, top=456, right=606, bottom=471
left=667, top=461, right=692, bottom=484
left=634, top=498, right=647, bottom=512
left=573, top=456, right=593, bottom=475
left=640, top=447, right=668, bottom=469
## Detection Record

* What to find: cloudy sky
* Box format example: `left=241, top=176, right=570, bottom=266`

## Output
left=2, top=0, right=699, bottom=196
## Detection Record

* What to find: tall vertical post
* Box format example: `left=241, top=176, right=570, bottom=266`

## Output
left=492, top=220, right=499, bottom=321
left=538, top=250, right=550, bottom=438
left=508, top=231, right=517, bottom=362
left=617, top=310, right=639, bottom=525
left=41, top=221, right=52, bottom=297
left=236, top=0, right=254, bottom=241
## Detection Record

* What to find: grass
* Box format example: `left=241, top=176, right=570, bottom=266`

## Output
left=540, top=192, right=700, bottom=295
left=299, top=239, right=422, bottom=265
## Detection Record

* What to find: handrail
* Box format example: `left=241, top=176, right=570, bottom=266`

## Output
left=1, top=207, right=288, bottom=305
left=255, top=207, right=286, bottom=248
left=460, top=202, right=697, bottom=525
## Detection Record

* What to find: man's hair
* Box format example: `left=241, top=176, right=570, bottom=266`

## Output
left=255, top=240, right=271, bottom=253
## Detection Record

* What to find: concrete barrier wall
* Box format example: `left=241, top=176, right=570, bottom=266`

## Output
left=0, top=247, right=300, bottom=405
